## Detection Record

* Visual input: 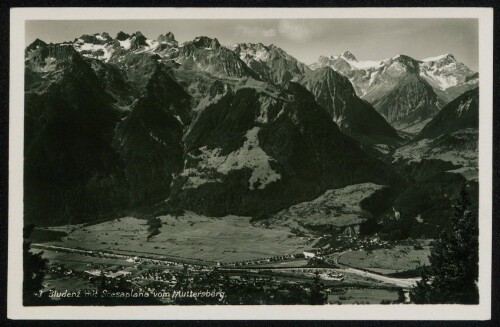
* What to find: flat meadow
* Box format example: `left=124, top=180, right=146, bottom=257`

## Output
left=337, top=245, right=431, bottom=274
left=46, top=212, right=312, bottom=263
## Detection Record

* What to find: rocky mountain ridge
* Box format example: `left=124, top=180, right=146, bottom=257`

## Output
left=23, top=32, right=479, bottom=239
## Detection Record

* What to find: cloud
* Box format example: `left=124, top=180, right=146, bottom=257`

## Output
left=277, top=20, right=324, bottom=42
left=235, top=25, right=278, bottom=39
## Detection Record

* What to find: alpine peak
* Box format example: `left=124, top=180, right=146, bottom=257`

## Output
left=116, top=31, right=130, bottom=41
left=422, top=53, right=457, bottom=63
left=385, top=54, right=420, bottom=71
left=76, top=32, right=113, bottom=44
left=340, top=51, right=357, bottom=61
left=132, top=31, right=145, bottom=38
left=158, top=31, right=175, bottom=40
left=129, top=32, right=148, bottom=50
left=26, top=38, right=47, bottom=51
left=192, top=36, right=220, bottom=49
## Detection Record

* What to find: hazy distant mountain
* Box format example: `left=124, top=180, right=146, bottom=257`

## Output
left=362, top=55, right=444, bottom=133
left=419, top=54, right=479, bottom=103
left=310, top=51, right=477, bottom=133
left=309, top=51, right=383, bottom=96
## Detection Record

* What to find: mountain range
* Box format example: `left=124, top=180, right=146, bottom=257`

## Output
left=310, top=51, right=478, bottom=133
left=24, top=31, right=479, bottom=238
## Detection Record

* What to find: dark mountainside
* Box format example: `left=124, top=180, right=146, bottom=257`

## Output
left=170, top=82, right=395, bottom=217
left=384, top=88, right=479, bottom=238
left=297, top=67, right=402, bottom=151
left=115, top=62, right=192, bottom=206
left=23, top=32, right=478, bottom=239
left=415, top=87, right=479, bottom=141
left=25, top=43, right=125, bottom=225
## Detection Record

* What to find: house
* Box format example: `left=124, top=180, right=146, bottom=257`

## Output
left=303, top=250, right=319, bottom=259
left=126, top=256, right=140, bottom=263
left=84, top=269, right=102, bottom=277
left=105, top=270, right=132, bottom=279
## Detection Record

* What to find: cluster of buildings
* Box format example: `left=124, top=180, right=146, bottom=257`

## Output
left=136, top=269, right=177, bottom=286
left=83, top=268, right=132, bottom=279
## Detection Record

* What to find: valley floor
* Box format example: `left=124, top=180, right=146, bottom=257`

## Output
left=30, top=210, right=429, bottom=305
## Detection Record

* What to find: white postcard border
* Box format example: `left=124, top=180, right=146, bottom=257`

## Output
left=8, top=7, right=493, bottom=320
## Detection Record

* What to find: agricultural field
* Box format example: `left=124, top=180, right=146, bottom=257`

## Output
left=45, top=212, right=313, bottom=263
left=336, top=244, right=431, bottom=274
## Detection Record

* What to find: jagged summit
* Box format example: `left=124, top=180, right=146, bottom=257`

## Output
left=158, top=32, right=176, bottom=43
left=131, top=31, right=145, bottom=38
left=384, top=54, right=421, bottom=72
left=75, top=32, right=113, bottom=45
left=25, top=41, right=84, bottom=73
left=330, top=51, right=358, bottom=63
left=191, top=36, right=221, bottom=49
left=233, top=42, right=267, bottom=51
left=387, top=54, right=418, bottom=62
left=422, top=53, right=457, bottom=63
left=322, top=51, right=383, bottom=70
left=26, top=38, right=47, bottom=51
left=339, top=51, right=357, bottom=61
left=129, top=32, right=148, bottom=50
left=232, top=42, right=310, bottom=84
left=116, top=31, right=130, bottom=41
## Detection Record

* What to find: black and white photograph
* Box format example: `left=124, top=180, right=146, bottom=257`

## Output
left=7, top=7, right=493, bottom=320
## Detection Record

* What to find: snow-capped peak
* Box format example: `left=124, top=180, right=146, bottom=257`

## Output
left=233, top=42, right=272, bottom=63
left=419, top=53, right=476, bottom=91
left=328, top=51, right=382, bottom=70
left=422, top=53, right=456, bottom=62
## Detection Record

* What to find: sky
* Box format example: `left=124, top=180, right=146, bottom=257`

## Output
left=26, top=19, right=479, bottom=70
